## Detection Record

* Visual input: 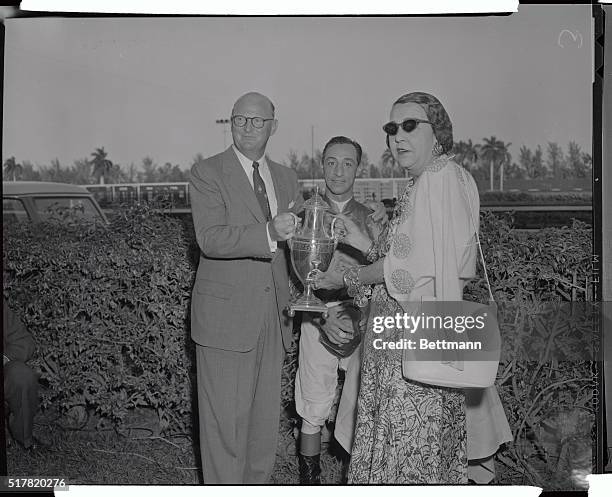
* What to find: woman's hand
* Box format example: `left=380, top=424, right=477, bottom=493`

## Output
left=364, top=200, right=388, bottom=224
left=312, top=264, right=345, bottom=290
left=333, top=214, right=373, bottom=254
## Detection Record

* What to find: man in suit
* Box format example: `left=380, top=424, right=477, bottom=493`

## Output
left=3, top=299, right=39, bottom=450
left=189, top=92, right=302, bottom=484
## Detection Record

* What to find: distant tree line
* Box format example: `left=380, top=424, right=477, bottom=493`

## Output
left=281, top=138, right=592, bottom=188
left=2, top=147, right=190, bottom=185
left=3, top=139, right=592, bottom=188
left=452, top=138, right=592, bottom=191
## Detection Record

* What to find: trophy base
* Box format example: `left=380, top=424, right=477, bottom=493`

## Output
left=287, top=296, right=329, bottom=318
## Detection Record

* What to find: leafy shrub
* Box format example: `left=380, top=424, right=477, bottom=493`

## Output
left=468, top=212, right=593, bottom=302
left=479, top=191, right=591, bottom=206
left=464, top=213, right=594, bottom=488
left=383, top=191, right=592, bottom=207
left=3, top=206, right=198, bottom=434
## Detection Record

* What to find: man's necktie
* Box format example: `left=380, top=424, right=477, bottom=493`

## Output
left=252, top=161, right=271, bottom=221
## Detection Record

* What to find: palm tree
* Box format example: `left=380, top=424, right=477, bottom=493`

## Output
left=453, top=139, right=480, bottom=171
left=480, top=137, right=497, bottom=191
left=3, top=156, right=23, bottom=181
left=498, top=141, right=511, bottom=191
left=480, top=137, right=511, bottom=191
left=90, top=147, right=113, bottom=185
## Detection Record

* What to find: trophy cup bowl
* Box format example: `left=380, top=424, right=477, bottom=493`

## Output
left=288, top=238, right=336, bottom=317
left=287, top=190, right=338, bottom=318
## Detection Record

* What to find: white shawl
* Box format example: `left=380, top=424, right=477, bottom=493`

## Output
left=383, top=156, right=477, bottom=306
left=383, top=157, right=512, bottom=473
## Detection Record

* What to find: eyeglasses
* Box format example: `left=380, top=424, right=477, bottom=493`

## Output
left=231, top=115, right=274, bottom=129
left=382, top=118, right=431, bottom=136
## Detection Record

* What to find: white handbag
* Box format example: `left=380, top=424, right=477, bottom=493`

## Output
left=401, top=297, right=501, bottom=389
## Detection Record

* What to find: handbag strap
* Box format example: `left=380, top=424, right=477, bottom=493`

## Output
left=458, top=166, right=495, bottom=303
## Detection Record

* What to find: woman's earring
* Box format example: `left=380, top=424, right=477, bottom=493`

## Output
left=432, top=141, right=444, bottom=157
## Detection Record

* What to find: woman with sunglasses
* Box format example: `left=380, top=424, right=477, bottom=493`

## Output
left=313, top=92, right=511, bottom=484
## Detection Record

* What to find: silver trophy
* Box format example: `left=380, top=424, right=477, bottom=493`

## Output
left=288, top=190, right=338, bottom=318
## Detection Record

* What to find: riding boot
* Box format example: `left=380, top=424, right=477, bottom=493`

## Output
left=298, top=453, right=321, bottom=484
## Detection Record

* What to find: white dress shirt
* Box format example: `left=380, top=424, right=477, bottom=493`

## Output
left=328, top=197, right=350, bottom=213
left=232, top=145, right=278, bottom=252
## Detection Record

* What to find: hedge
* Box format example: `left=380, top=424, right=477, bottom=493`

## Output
left=3, top=208, right=594, bottom=487
left=479, top=191, right=591, bottom=206
left=465, top=213, right=594, bottom=488
left=3, top=206, right=198, bottom=434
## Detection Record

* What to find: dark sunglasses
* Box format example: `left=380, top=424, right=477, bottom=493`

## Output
left=383, top=118, right=431, bottom=136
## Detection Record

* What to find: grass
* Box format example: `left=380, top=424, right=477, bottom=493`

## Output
left=6, top=336, right=346, bottom=485
left=6, top=412, right=345, bottom=485
left=7, top=416, right=200, bottom=485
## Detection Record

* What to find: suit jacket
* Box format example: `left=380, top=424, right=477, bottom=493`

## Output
left=3, top=300, right=36, bottom=363
left=189, top=147, right=303, bottom=352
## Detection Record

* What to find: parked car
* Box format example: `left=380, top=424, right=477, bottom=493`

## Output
left=3, top=181, right=109, bottom=225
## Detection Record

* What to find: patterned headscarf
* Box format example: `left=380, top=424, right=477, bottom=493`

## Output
left=393, top=92, right=453, bottom=154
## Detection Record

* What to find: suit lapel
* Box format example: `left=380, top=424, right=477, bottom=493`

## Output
left=343, top=198, right=360, bottom=216
left=268, top=159, right=287, bottom=212
left=266, top=160, right=289, bottom=262
left=222, top=148, right=266, bottom=222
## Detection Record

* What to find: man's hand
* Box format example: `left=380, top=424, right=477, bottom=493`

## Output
left=364, top=200, right=388, bottom=224
left=268, top=212, right=298, bottom=241
left=318, top=304, right=358, bottom=346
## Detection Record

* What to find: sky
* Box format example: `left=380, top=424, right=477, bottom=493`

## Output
left=3, top=4, right=593, bottom=171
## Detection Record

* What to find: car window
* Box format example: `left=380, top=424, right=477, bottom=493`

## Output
left=3, top=198, right=30, bottom=222
left=33, top=196, right=102, bottom=223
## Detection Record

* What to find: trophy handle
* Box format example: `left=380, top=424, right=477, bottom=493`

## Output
left=288, top=212, right=301, bottom=250
left=328, top=216, right=339, bottom=240
left=289, top=212, right=300, bottom=227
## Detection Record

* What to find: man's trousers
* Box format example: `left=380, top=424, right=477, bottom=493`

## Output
left=295, top=314, right=361, bottom=453
left=4, top=360, right=38, bottom=448
left=195, top=297, right=284, bottom=484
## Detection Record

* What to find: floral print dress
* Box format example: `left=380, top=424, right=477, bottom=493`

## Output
left=347, top=175, right=468, bottom=484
